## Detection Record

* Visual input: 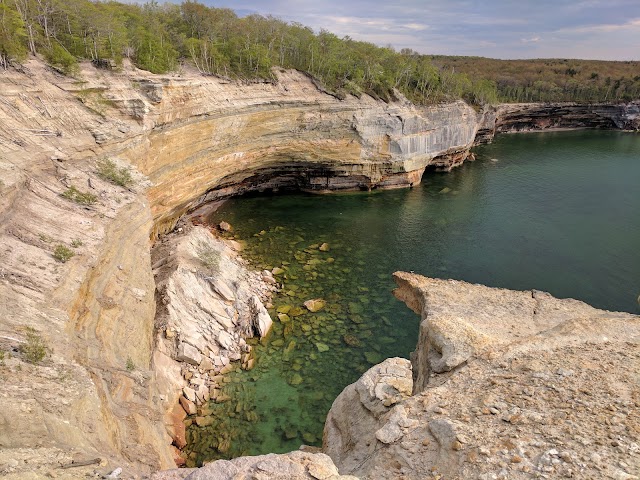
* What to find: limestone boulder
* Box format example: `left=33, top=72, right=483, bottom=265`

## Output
left=323, top=358, right=412, bottom=472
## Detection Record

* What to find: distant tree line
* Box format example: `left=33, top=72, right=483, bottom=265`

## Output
left=431, top=56, right=640, bottom=103
left=0, top=0, right=637, bottom=105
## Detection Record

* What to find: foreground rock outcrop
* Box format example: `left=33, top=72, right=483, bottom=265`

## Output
left=323, top=273, right=639, bottom=479
left=151, top=451, right=357, bottom=480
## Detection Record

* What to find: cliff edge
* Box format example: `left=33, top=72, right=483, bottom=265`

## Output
left=323, top=273, right=639, bottom=479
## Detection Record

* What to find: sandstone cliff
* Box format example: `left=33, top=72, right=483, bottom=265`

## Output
left=1, top=57, right=638, bottom=478
left=476, top=102, right=640, bottom=142
left=323, top=273, right=639, bottom=479
left=0, top=58, right=480, bottom=477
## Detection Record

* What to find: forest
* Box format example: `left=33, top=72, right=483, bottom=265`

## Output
left=1, top=0, right=639, bottom=105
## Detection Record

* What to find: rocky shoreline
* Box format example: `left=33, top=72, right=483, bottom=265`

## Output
left=151, top=273, right=639, bottom=480
left=0, top=58, right=638, bottom=479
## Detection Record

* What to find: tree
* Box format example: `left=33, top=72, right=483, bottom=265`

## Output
left=0, top=0, right=28, bottom=68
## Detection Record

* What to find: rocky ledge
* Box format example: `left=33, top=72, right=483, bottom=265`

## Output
left=477, top=102, right=640, bottom=142
left=321, top=273, right=639, bottom=479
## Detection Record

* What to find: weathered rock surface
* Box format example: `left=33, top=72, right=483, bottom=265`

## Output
left=1, top=56, right=638, bottom=477
left=323, top=272, right=639, bottom=479
left=151, top=451, right=358, bottom=480
left=477, top=102, right=640, bottom=142
left=151, top=225, right=274, bottom=452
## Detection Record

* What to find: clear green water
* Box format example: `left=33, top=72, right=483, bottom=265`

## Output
left=184, top=130, right=640, bottom=466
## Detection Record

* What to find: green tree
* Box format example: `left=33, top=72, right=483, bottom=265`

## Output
left=0, top=1, right=28, bottom=68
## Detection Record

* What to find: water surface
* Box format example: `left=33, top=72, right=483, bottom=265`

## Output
left=184, top=130, right=640, bottom=465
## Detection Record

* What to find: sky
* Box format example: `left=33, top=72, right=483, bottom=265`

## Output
left=193, top=0, right=640, bottom=60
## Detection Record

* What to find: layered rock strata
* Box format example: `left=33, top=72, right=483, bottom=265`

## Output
left=322, top=272, right=639, bottom=479
left=477, top=102, right=640, bottom=142
left=0, top=56, right=638, bottom=478
left=0, top=59, right=478, bottom=477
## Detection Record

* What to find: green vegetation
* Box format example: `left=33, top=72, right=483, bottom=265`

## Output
left=431, top=56, right=640, bottom=103
left=20, top=327, right=47, bottom=364
left=53, top=244, right=74, bottom=262
left=71, top=238, right=83, bottom=248
left=197, top=242, right=221, bottom=272
left=0, top=0, right=637, bottom=104
left=97, top=159, right=132, bottom=187
left=126, top=356, right=135, bottom=371
left=61, top=185, right=97, bottom=205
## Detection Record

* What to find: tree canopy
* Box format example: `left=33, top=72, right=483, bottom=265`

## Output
left=0, top=0, right=637, bottom=105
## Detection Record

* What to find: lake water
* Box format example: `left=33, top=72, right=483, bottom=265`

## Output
left=184, top=130, right=640, bottom=466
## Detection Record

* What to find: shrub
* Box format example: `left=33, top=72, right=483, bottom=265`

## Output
left=20, top=328, right=47, bottom=364
left=126, top=357, right=135, bottom=371
left=61, top=186, right=97, bottom=205
left=71, top=238, right=83, bottom=248
left=53, top=244, right=74, bottom=263
left=197, top=242, right=221, bottom=273
left=44, top=43, right=78, bottom=76
left=97, top=159, right=133, bottom=187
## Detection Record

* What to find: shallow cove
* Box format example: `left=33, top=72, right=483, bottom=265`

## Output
left=183, top=129, right=640, bottom=465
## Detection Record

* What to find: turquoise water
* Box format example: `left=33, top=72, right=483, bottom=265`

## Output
left=184, top=130, right=640, bottom=465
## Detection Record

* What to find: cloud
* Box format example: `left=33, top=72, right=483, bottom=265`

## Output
left=192, top=0, right=640, bottom=60
left=555, top=17, right=640, bottom=34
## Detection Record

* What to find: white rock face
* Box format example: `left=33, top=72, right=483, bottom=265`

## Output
left=249, top=294, right=274, bottom=337
left=152, top=225, right=277, bottom=450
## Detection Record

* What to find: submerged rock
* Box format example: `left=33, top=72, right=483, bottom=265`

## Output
left=303, top=298, right=326, bottom=312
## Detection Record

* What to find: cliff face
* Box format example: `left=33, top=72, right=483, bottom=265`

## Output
left=0, top=59, right=479, bottom=477
left=323, top=273, right=640, bottom=479
left=0, top=57, right=638, bottom=478
left=476, top=102, right=640, bottom=142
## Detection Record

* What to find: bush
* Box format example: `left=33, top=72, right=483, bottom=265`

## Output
left=197, top=242, right=221, bottom=273
left=71, top=238, right=83, bottom=248
left=44, top=43, right=78, bottom=76
left=53, top=244, right=74, bottom=263
left=61, top=186, right=97, bottom=205
left=126, top=357, right=135, bottom=371
left=97, top=159, right=133, bottom=187
left=20, top=328, right=47, bottom=364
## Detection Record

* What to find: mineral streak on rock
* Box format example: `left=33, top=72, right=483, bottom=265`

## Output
left=321, top=272, right=639, bottom=479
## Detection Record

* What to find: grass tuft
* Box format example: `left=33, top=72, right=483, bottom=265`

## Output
left=53, top=244, right=74, bottom=263
left=61, top=186, right=97, bottom=205
left=97, top=159, right=133, bottom=187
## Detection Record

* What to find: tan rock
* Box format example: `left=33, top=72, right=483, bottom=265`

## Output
left=322, top=273, right=640, bottom=479
left=179, top=396, right=197, bottom=416
left=304, top=299, right=326, bottom=313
